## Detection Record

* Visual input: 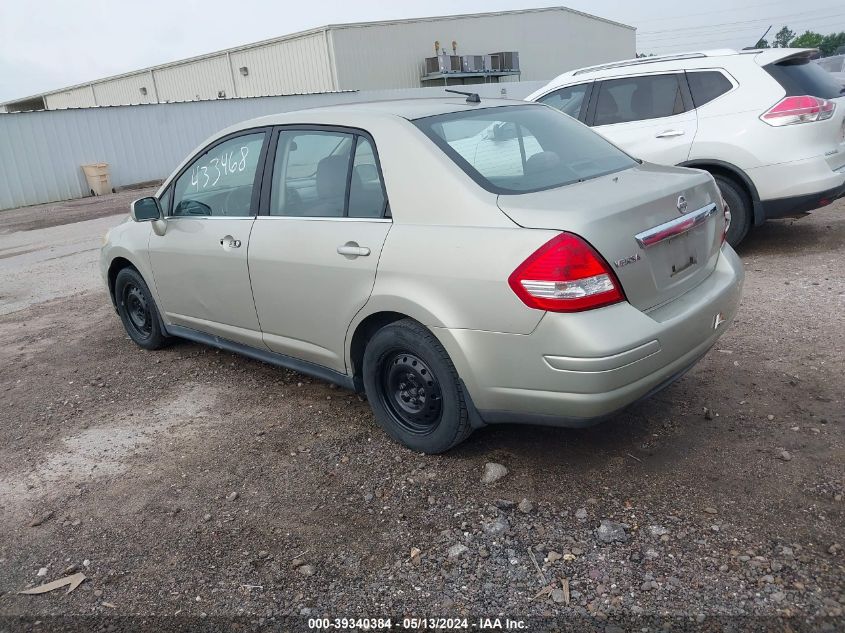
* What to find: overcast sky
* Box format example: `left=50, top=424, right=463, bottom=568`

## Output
left=2, top=0, right=845, bottom=102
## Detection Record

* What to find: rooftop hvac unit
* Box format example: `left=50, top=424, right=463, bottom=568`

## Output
left=461, top=55, right=487, bottom=73
left=425, top=53, right=462, bottom=74
left=489, top=51, right=520, bottom=72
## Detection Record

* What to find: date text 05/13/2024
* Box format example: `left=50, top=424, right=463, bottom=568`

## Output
left=307, top=617, right=528, bottom=629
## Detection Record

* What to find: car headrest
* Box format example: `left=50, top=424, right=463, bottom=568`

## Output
left=631, top=85, right=653, bottom=118
left=316, top=155, right=348, bottom=200
left=596, top=90, right=619, bottom=119
left=525, top=151, right=561, bottom=175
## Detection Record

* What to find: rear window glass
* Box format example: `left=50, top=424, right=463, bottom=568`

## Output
left=686, top=71, right=733, bottom=107
left=413, top=105, right=635, bottom=194
left=765, top=58, right=844, bottom=99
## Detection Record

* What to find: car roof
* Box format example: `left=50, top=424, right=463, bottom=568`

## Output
left=224, top=97, right=531, bottom=134
left=299, top=97, right=527, bottom=119
left=538, top=47, right=818, bottom=86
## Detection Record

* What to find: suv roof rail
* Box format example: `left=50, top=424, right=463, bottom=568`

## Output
left=571, top=50, right=733, bottom=76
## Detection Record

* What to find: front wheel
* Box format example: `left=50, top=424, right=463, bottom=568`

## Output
left=114, top=267, right=169, bottom=350
left=362, top=319, right=473, bottom=453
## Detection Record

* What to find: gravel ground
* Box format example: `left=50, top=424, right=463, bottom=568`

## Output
left=0, top=195, right=843, bottom=632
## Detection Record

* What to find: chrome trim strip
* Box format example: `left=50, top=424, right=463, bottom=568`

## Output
left=254, top=216, right=392, bottom=223
left=164, top=215, right=392, bottom=223
left=635, top=203, right=717, bottom=249
left=165, top=215, right=255, bottom=221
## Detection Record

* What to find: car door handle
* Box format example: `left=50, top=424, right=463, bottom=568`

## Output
left=219, top=235, right=241, bottom=249
left=655, top=129, right=685, bottom=138
left=337, top=242, right=371, bottom=257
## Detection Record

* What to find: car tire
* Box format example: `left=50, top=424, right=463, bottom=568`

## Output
left=362, top=318, right=473, bottom=453
left=114, top=267, right=169, bottom=350
left=713, top=174, right=751, bottom=247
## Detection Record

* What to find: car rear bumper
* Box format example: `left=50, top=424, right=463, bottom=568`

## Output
left=434, top=245, right=745, bottom=427
left=758, top=181, right=845, bottom=220
left=750, top=156, right=845, bottom=220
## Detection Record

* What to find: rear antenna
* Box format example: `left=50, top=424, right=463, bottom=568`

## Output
left=445, top=88, right=481, bottom=104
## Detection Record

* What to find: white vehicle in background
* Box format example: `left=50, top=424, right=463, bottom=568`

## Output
left=815, top=53, right=845, bottom=89
left=527, top=48, right=845, bottom=246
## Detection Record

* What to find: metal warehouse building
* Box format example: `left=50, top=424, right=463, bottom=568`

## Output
left=2, top=6, right=634, bottom=112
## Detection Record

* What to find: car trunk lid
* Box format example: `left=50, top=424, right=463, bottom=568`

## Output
left=497, top=163, right=725, bottom=312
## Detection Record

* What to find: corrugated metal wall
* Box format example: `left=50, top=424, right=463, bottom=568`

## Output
left=0, top=82, right=546, bottom=210
left=93, top=73, right=158, bottom=106
left=330, top=8, right=635, bottom=90
left=10, top=9, right=632, bottom=111
left=230, top=32, right=335, bottom=97
left=153, top=55, right=237, bottom=102
left=45, top=86, right=96, bottom=110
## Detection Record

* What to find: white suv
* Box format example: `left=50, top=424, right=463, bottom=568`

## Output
left=527, top=48, right=845, bottom=245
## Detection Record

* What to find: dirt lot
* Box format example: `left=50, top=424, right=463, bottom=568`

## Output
left=0, top=193, right=843, bottom=632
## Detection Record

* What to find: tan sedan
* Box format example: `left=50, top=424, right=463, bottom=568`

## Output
left=101, top=97, right=743, bottom=452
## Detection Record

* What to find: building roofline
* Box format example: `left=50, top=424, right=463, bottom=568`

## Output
left=2, top=6, right=633, bottom=106
left=322, top=6, right=635, bottom=33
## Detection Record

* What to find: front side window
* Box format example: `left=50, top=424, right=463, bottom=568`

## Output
left=158, top=186, right=173, bottom=216
left=537, top=83, right=590, bottom=119
left=171, top=132, right=266, bottom=217
left=270, top=130, right=387, bottom=218
left=414, top=104, right=635, bottom=194
left=594, top=74, right=686, bottom=126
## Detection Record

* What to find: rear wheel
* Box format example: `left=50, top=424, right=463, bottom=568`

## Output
left=114, top=267, right=169, bottom=350
left=362, top=319, right=472, bottom=453
left=713, top=174, right=751, bottom=247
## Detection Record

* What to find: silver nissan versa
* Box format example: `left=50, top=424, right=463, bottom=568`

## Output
left=101, top=96, right=744, bottom=453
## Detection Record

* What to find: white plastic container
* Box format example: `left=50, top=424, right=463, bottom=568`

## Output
left=81, top=163, right=112, bottom=196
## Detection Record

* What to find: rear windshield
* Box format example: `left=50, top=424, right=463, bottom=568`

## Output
left=413, top=104, right=636, bottom=194
left=765, top=57, right=844, bottom=99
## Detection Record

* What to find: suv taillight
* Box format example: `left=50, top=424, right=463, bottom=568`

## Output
left=508, top=233, right=625, bottom=312
left=760, top=95, right=835, bottom=126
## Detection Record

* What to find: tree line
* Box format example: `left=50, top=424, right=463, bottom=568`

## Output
left=756, top=27, right=845, bottom=57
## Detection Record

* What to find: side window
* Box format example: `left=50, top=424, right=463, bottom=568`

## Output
left=537, top=83, right=590, bottom=119
left=348, top=138, right=387, bottom=218
left=594, top=74, right=686, bottom=126
left=686, top=71, right=733, bottom=107
left=270, top=131, right=353, bottom=217
left=171, top=132, right=265, bottom=217
left=158, top=186, right=173, bottom=215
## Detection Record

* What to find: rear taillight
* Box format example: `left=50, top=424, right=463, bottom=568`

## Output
left=720, top=194, right=731, bottom=244
left=508, top=233, right=625, bottom=312
left=760, top=95, right=835, bottom=126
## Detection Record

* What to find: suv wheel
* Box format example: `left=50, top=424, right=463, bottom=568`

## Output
left=114, top=267, right=169, bottom=350
left=362, top=319, right=473, bottom=453
left=713, top=174, right=751, bottom=247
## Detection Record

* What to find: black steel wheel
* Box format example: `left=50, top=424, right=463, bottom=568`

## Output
left=123, top=282, right=153, bottom=338
left=380, top=351, right=443, bottom=435
left=114, top=267, right=169, bottom=350
left=363, top=318, right=473, bottom=453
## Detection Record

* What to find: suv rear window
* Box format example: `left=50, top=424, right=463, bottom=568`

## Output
left=765, top=57, right=844, bottom=99
left=686, top=71, right=733, bottom=107
left=413, top=104, right=635, bottom=194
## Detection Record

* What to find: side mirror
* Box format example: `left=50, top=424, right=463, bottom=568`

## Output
left=130, top=197, right=161, bottom=222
